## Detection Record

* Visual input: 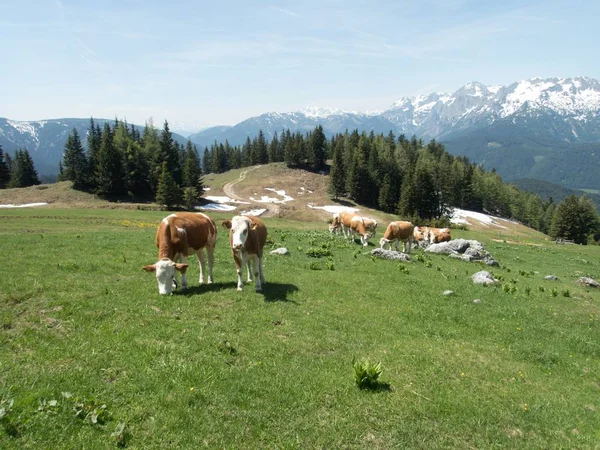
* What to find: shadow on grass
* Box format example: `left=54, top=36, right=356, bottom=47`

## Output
left=175, top=281, right=239, bottom=296
left=359, top=382, right=393, bottom=393
left=259, top=282, right=300, bottom=303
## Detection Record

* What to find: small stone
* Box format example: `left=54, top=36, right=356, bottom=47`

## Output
left=473, top=299, right=481, bottom=304
left=544, top=275, right=559, bottom=281
left=270, top=247, right=290, bottom=256
left=442, top=290, right=454, bottom=296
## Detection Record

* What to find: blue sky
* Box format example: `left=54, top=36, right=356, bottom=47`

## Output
left=1, top=0, right=598, bottom=134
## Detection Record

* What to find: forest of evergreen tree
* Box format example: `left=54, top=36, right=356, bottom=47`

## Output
left=0, top=118, right=597, bottom=244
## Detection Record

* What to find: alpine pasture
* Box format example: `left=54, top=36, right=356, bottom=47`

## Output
left=1, top=197, right=600, bottom=447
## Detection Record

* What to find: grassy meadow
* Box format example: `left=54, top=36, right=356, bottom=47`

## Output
left=1, top=208, right=599, bottom=448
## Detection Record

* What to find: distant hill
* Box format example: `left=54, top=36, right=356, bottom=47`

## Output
left=511, top=178, right=600, bottom=211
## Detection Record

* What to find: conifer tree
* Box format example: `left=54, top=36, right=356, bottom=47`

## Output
left=9, top=149, right=40, bottom=188
left=143, top=120, right=161, bottom=191
left=61, top=128, right=88, bottom=188
left=550, top=195, right=600, bottom=244
left=328, top=139, right=346, bottom=200
left=124, top=140, right=150, bottom=197
left=0, top=144, right=10, bottom=189
left=182, top=140, right=202, bottom=188
left=307, top=125, right=327, bottom=170
left=95, top=123, right=126, bottom=196
left=156, top=162, right=183, bottom=210
left=268, top=132, right=280, bottom=163
left=154, top=120, right=182, bottom=187
left=87, top=118, right=102, bottom=186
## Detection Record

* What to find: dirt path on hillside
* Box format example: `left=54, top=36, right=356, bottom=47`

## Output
left=222, top=165, right=280, bottom=216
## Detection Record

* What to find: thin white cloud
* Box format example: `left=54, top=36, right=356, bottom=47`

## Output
left=269, top=6, right=300, bottom=17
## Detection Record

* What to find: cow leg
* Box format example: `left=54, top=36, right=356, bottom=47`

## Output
left=235, top=253, right=246, bottom=291
left=206, top=244, right=215, bottom=284
left=405, top=236, right=413, bottom=254
left=246, top=260, right=253, bottom=283
left=179, top=255, right=188, bottom=289
left=394, top=239, right=399, bottom=251
left=197, top=248, right=206, bottom=284
left=254, top=255, right=263, bottom=291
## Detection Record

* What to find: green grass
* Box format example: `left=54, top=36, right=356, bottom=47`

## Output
left=1, top=209, right=600, bottom=448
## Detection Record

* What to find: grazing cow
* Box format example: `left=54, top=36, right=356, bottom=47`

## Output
left=222, top=215, right=268, bottom=291
left=413, top=226, right=428, bottom=245
left=329, top=212, right=342, bottom=234
left=349, top=215, right=378, bottom=246
left=379, top=221, right=414, bottom=253
left=427, top=227, right=451, bottom=244
left=143, top=212, right=217, bottom=295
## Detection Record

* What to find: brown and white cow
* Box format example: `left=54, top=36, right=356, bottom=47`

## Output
left=143, top=212, right=217, bottom=295
left=379, top=221, right=414, bottom=253
left=329, top=212, right=342, bottom=234
left=348, top=215, right=378, bottom=246
left=427, top=227, right=451, bottom=244
left=222, top=215, right=268, bottom=291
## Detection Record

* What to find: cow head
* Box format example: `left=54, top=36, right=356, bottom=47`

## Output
left=223, top=217, right=257, bottom=251
left=142, top=259, right=188, bottom=295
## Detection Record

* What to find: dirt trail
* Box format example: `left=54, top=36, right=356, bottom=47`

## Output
left=222, top=165, right=279, bottom=216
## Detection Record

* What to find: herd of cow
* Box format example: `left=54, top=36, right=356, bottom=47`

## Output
left=329, top=210, right=451, bottom=252
left=142, top=211, right=451, bottom=295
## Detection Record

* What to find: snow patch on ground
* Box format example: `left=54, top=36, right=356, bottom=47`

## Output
left=0, top=202, right=48, bottom=208
left=307, top=204, right=359, bottom=214
left=250, top=188, right=294, bottom=204
left=241, top=208, right=267, bottom=217
left=204, top=195, right=250, bottom=205
left=196, top=203, right=237, bottom=211
left=451, top=208, right=517, bottom=229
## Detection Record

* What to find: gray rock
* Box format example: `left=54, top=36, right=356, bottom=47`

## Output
left=484, top=258, right=499, bottom=267
left=544, top=275, right=559, bottom=281
left=270, top=247, right=290, bottom=256
left=426, top=239, right=498, bottom=267
left=442, top=290, right=454, bottom=296
left=472, top=270, right=498, bottom=285
left=371, top=248, right=411, bottom=261
left=473, top=299, right=481, bottom=304
left=576, top=277, right=599, bottom=287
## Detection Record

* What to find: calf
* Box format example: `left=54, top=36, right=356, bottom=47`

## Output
left=222, top=215, right=268, bottom=291
left=143, top=212, right=217, bottom=295
left=379, top=221, right=414, bottom=253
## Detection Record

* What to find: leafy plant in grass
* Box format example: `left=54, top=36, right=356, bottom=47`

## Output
left=325, top=258, right=335, bottom=271
left=353, top=358, right=383, bottom=390
left=0, top=398, right=18, bottom=437
left=309, top=261, right=322, bottom=270
left=551, top=288, right=559, bottom=297
left=306, top=247, right=332, bottom=258
left=562, top=289, right=571, bottom=298
left=63, top=392, right=109, bottom=425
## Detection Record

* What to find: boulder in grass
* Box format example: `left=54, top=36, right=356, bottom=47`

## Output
left=472, top=270, right=499, bottom=286
left=270, top=247, right=290, bottom=256
left=576, top=277, right=599, bottom=287
left=426, top=239, right=499, bottom=266
left=544, top=275, right=559, bottom=281
left=371, top=248, right=411, bottom=262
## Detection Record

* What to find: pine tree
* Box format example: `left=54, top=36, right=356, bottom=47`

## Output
left=143, top=120, right=161, bottom=191
left=154, top=120, right=182, bottom=186
left=182, top=140, right=202, bottom=188
left=328, top=139, right=346, bottom=200
left=156, top=162, right=183, bottom=210
left=95, top=123, right=126, bottom=196
left=550, top=195, right=600, bottom=244
left=87, top=118, right=102, bottom=186
left=61, top=128, right=88, bottom=189
left=307, top=125, right=327, bottom=170
left=268, top=132, right=280, bottom=163
left=9, top=149, right=40, bottom=188
left=0, top=144, right=10, bottom=189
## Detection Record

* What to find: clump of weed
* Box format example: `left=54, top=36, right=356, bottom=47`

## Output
left=562, top=289, right=571, bottom=298
left=551, top=288, right=558, bottom=297
left=538, top=286, right=545, bottom=293
left=325, top=258, right=335, bottom=271
left=398, top=264, right=409, bottom=274
left=353, top=358, right=383, bottom=390
left=309, top=262, right=322, bottom=270
left=524, top=287, right=532, bottom=296
left=217, top=339, right=237, bottom=355
left=306, top=247, right=332, bottom=258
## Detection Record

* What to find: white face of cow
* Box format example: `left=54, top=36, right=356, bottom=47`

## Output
left=154, top=259, right=177, bottom=295
left=230, top=217, right=251, bottom=251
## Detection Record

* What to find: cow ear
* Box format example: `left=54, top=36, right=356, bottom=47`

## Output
left=222, top=220, right=232, bottom=229
left=175, top=263, right=189, bottom=272
left=142, top=264, right=156, bottom=272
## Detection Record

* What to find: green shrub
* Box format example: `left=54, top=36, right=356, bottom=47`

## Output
left=353, top=358, right=382, bottom=390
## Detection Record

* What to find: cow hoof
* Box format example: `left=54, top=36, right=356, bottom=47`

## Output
left=237, top=287, right=243, bottom=291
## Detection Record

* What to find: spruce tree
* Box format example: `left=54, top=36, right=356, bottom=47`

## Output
left=551, top=195, right=600, bottom=244
left=182, top=141, right=202, bottom=188
left=95, top=123, right=126, bottom=196
left=154, top=121, right=182, bottom=186
left=156, top=162, right=183, bottom=210
left=0, top=144, right=10, bottom=189
left=9, top=149, right=40, bottom=188
left=142, top=120, right=161, bottom=190
left=87, top=118, right=102, bottom=186
left=61, top=128, right=88, bottom=189
left=328, top=139, right=346, bottom=200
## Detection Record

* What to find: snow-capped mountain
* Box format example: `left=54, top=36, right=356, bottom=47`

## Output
left=381, top=76, right=600, bottom=140
left=2, top=77, right=600, bottom=179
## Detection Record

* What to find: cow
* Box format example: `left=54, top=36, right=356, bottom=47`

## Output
left=379, top=221, right=414, bottom=253
left=348, top=215, right=378, bottom=246
left=329, top=212, right=342, bottom=234
left=142, top=212, right=217, bottom=295
left=222, top=215, right=268, bottom=291
left=427, top=227, right=451, bottom=244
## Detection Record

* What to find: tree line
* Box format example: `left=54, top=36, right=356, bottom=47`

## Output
left=0, top=119, right=598, bottom=244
